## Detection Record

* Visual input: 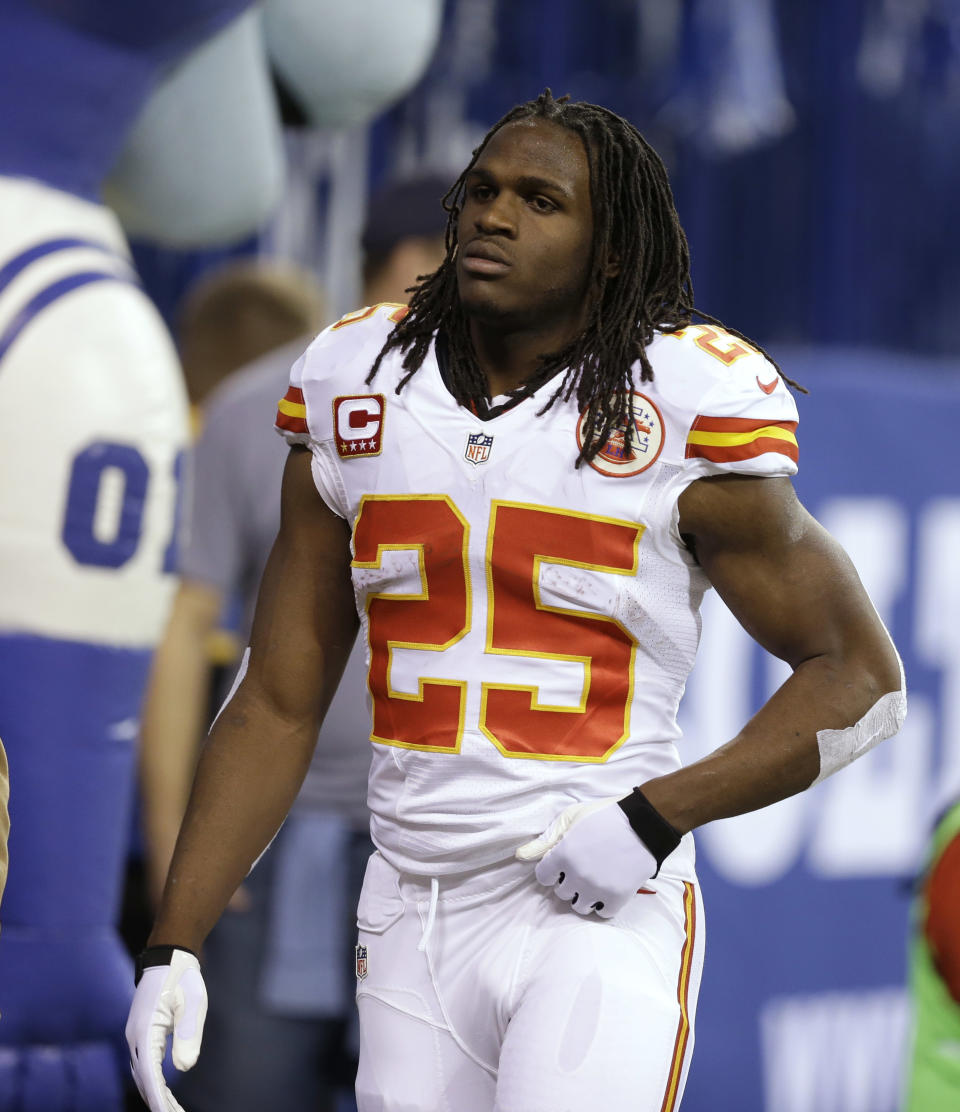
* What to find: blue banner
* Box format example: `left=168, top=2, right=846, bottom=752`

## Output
left=680, top=346, right=960, bottom=1112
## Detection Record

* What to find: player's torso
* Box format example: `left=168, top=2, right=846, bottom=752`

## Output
left=292, top=308, right=725, bottom=874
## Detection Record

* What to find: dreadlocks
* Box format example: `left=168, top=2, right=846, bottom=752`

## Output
left=366, top=89, right=800, bottom=464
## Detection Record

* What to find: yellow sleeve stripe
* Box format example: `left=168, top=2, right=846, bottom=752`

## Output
left=277, top=397, right=307, bottom=419
left=687, top=425, right=798, bottom=448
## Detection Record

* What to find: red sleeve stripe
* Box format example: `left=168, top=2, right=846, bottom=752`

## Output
left=686, top=415, right=798, bottom=464
left=276, top=386, right=308, bottom=434
left=690, top=415, right=796, bottom=434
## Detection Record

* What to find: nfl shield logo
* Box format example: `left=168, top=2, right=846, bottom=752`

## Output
left=465, top=432, right=493, bottom=465
left=355, top=943, right=368, bottom=980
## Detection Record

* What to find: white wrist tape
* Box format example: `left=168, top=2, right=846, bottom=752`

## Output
left=813, top=660, right=906, bottom=784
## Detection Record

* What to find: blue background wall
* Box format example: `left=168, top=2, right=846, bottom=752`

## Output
left=369, top=0, right=960, bottom=356
left=679, top=348, right=959, bottom=1110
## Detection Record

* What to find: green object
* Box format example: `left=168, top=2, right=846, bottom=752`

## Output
left=903, top=800, right=960, bottom=1110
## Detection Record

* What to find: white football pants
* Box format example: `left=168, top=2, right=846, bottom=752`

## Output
left=355, top=851, right=704, bottom=1112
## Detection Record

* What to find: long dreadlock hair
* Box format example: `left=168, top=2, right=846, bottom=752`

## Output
left=366, top=89, right=801, bottom=465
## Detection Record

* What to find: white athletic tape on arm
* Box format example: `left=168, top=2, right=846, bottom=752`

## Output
left=813, top=660, right=907, bottom=784
left=209, top=647, right=250, bottom=728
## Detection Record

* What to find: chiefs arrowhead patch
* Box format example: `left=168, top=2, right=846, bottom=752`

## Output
left=576, top=391, right=665, bottom=477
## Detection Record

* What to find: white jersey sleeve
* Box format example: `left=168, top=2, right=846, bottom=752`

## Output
left=274, top=302, right=408, bottom=518
left=652, top=325, right=799, bottom=481
left=649, top=322, right=800, bottom=482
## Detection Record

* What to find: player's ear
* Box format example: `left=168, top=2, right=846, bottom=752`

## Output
left=603, top=252, right=620, bottom=279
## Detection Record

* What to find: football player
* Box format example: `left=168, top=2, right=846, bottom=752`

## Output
left=127, top=91, right=905, bottom=1112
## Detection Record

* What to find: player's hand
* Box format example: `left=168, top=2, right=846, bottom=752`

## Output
left=516, top=797, right=657, bottom=919
left=125, top=946, right=207, bottom=1112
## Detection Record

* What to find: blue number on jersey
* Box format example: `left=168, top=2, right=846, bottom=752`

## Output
left=61, top=441, right=149, bottom=568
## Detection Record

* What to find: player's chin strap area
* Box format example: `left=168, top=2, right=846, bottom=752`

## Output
left=417, top=877, right=440, bottom=954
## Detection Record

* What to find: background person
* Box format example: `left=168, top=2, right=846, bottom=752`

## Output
left=0, top=739, right=8, bottom=909
left=176, top=260, right=328, bottom=412
left=360, top=174, right=453, bottom=309
left=902, top=796, right=960, bottom=1110
left=140, top=259, right=327, bottom=908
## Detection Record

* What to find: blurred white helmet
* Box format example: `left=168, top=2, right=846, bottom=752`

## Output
left=265, top=0, right=443, bottom=128
left=105, top=0, right=443, bottom=246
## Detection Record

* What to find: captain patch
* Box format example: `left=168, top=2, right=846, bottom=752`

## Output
left=334, top=394, right=385, bottom=459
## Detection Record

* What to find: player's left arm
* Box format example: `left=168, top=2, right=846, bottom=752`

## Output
left=640, top=472, right=905, bottom=831
left=519, top=472, right=905, bottom=917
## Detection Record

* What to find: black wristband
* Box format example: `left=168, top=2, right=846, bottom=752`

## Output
left=617, top=788, right=682, bottom=874
left=134, top=945, right=198, bottom=986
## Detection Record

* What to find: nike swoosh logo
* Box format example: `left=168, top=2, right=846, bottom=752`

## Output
left=757, top=375, right=779, bottom=394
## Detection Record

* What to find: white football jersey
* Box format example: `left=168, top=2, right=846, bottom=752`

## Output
left=276, top=303, right=799, bottom=877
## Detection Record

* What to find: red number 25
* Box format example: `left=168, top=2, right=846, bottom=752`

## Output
left=352, top=496, right=643, bottom=763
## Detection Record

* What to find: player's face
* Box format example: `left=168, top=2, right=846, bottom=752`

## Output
left=456, top=118, right=595, bottom=332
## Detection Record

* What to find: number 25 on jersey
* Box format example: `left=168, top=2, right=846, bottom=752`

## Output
left=352, top=496, right=643, bottom=763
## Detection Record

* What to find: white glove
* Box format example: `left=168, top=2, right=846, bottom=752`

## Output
left=516, top=797, right=657, bottom=919
left=125, top=947, right=208, bottom=1112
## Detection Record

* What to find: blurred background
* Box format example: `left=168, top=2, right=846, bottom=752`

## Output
left=1, top=1, right=958, bottom=1111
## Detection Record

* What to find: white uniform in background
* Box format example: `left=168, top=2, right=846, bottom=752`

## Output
left=276, top=303, right=800, bottom=1112
left=0, top=175, right=186, bottom=1110
left=0, top=178, right=186, bottom=642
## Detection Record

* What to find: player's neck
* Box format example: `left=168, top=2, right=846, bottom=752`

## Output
left=468, top=316, right=581, bottom=399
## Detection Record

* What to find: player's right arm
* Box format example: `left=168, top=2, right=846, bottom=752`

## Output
left=127, top=446, right=357, bottom=1112
left=149, top=445, right=358, bottom=951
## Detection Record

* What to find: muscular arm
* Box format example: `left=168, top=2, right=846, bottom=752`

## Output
left=148, top=447, right=358, bottom=952
left=641, top=474, right=903, bottom=834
